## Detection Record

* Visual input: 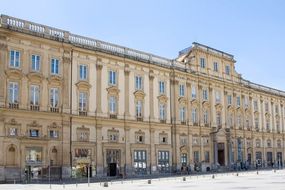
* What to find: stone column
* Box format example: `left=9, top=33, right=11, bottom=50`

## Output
left=0, top=43, right=7, bottom=107
left=96, top=124, right=103, bottom=176
left=124, top=66, right=130, bottom=117
left=281, top=104, right=284, bottom=133
left=96, top=63, right=103, bottom=114
left=210, top=88, right=216, bottom=127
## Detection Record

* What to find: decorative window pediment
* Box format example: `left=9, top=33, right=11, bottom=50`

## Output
left=215, top=104, right=223, bottom=111
left=107, top=86, right=120, bottom=96
left=48, top=122, right=61, bottom=129
left=135, top=130, right=145, bottom=143
left=27, top=72, right=43, bottom=83
left=157, top=94, right=168, bottom=104
left=76, top=81, right=91, bottom=90
left=134, top=90, right=145, bottom=100
left=48, top=75, right=62, bottom=86
left=159, top=131, right=168, bottom=144
left=27, top=120, right=42, bottom=128
left=178, top=96, right=187, bottom=104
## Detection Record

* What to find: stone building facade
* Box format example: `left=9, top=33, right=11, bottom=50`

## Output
left=0, top=15, right=285, bottom=182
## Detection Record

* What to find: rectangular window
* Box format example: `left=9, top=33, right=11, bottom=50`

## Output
left=227, top=95, right=232, bottom=105
left=109, top=96, right=116, bottom=114
left=192, top=108, right=197, bottom=123
left=204, top=151, right=210, bottom=163
left=159, top=81, right=165, bottom=94
left=75, top=149, right=90, bottom=158
left=135, top=76, right=143, bottom=90
left=204, top=110, right=208, bottom=124
left=216, top=112, right=222, bottom=126
left=179, top=107, right=186, bottom=122
left=236, top=96, right=241, bottom=107
left=30, top=85, right=40, bottom=106
left=200, top=58, right=206, bottom=68
left=9, top=82, right=19, bottom=104
left=213, top=62, right=218, bottom=72
left=215, top=90, right=221, bottom=103
left=79, top=92, right=87, bottom=111
left=225, top=65, right=230, bottom=75
left=50, top=88, right=59, bottom=108
left=202, top=89, right=208, bottom=100
left=9, top=128, right=18, bottom=136
left=191, top=85, right=196, bottom=99
left=51, top=58, right=59, bottom=75
left=159, top=104, right=166, bottom=120
left=265, top=102, right=269, bottom=112
left=134, top=150, right=147, bottom=172
left=254, top=100, right=258, bottom=111
left=158, top=151, right=170, bottom=171
left=10, top=50, right=20, bottom=68
left=49, top=130, right=59, bottom=138
left=109, top=70, right=117, bottom=85
left=136, top=100, right=142, bottom=117
left=31, top=55, right=40, bottom=71
left=194, top=151, right=199, bottom=163
left=79, top=64, right=87, bottom=80
left=179, top=84, right=185, bottom=97
left=29, top=129, right=39, bottom=137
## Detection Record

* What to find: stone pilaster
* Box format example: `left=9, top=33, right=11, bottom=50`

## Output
left=96, top=124, right=103, bottom=176
left=150, top=128, right=156, bottom=174
left=62, top=51, right=71, bottom=113
left=149, top=71, right=154, bottom=120
left=124, top=66, right=130, bottom=116
left=96, top=63, right=103, bottom=114
left=124, top=126, right=131, bottom=174
left=0, top=43, right=7, bottom=107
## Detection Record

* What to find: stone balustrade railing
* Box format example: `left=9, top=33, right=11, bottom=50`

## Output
left=1, top=14, right=285, bottom=97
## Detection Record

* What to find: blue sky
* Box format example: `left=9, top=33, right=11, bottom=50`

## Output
left=1, top=0, right=284, bottom=90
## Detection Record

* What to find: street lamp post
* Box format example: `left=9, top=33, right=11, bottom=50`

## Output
left=87, top=164, right=90, bottom=187
left=49, top=161, right=51, bottom=189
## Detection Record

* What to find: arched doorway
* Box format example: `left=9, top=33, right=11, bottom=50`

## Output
left=7, top=145, right=16, bottom=166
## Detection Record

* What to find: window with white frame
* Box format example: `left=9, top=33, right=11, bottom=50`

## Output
left=79, top=92, right=87, bottom=111
left=9, top=82, right=19, bottom=104
left=213, top=62, right=218, bottom=72
left=225, top=65, right=230, bottom=75
left=10, top=50, right=20, bottom=68
left=109, top=96, right=117, bottom=114
left=159, top=81, right=165, bottom=94
left=200, top=57, right=206, bottom=68
left=192, top=108, right=197, bottom=123
left=191, top=85, right=196, bottom=99
left=51, top=58, right=59, bottom=75
left=236, top=96, right=241, bottom=107
left=179, top=107, right=186, bottom=122
left=254, top=100, right=258, bottom=111
left=135, top=75, right=143, bottom=90
left=215, top=90, right=221, bottom=103
left=237, top=115, right=241, bottom=128
left=31, top=55, right=40, bottom=71
left=202, top=89, right=208, bottom=100
left=275, top=105, right=279, bottom=114
left=30, top=85, right=39, bottom=105
left=265, top=102, right=269, bottom=112
left=49, top=130, right=59, bottom=138
left=109, top=70, right=117, bottom=85
left=136, top=100, right=143, bottom=118
left=79, top=64, right=87, bottom=80
left=255, top=117, right=259, bottom=129
left=179, top=84, right=185, bottom=97
left=50, top=88, right=59, bottom=108
left=216, top=112, right=222, bottom=126
left=159, top=104, right=166, bottom=120
left=204, top=110, right=209, bottom=124
left=244, top=96, right=249, bottom=107
left=227, top=95, right=232, bottom=105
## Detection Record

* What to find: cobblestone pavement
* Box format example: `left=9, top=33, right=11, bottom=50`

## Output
left=1, top=170, right=285, bottom=190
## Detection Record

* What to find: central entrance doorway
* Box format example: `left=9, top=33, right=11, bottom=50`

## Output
left=217, top=143, right=225, bottom=166
left=106, top=149, right=121, bottom=176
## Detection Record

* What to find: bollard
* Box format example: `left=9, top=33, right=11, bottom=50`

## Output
left=274, top=169, right=276, bottom=173
left=103, top=182, right=108, bottom=187
left=257, top=171, right=259, bottom=175
left=148, top=179, right=151, bottom=184
left=212, top=175, right=215, bottom=179
left=183, top=177, right=186, bottom=181
left=236, top=173, right=239, bottom=176
left=14, top=179, right=16, bottom=184
left=63, top=183, right=65, bottom=189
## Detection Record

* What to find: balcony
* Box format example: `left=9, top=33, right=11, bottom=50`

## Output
left=9, top=103, right=19, bottom=109
left=181, top=121, right=186, bottom=125
left=79, top=111, right=87, bottom=116
left=30, top=105, right=40, bottom=111
left=50, top=107, right=59, bottom=113
left=137, top=117, right=143, bottom=122
left=110, top=114, right=117, bottom=119
left=160, top=119, right=166, bottom=124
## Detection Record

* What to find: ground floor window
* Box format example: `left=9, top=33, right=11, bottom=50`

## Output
left=25, top=147, right=43, bottom=165
left=158, top=151, right=170, bottom=172
left=256, top=151, right=262, bottom=166
left=134, top=150, right=147, bottom=174
left=193, top=151, right=199, bottom=163
left=204, top=151, right=210, bottom=163
left=267, top=152, right=273, bottom=166
left=180, top=153, right=187, bottom=166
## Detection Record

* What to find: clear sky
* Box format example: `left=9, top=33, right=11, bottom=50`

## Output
left=1, top=0, right=284, bottom=90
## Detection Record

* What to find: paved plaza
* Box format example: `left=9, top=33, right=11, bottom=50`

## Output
left=1, top=170, right=285, bottom=190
